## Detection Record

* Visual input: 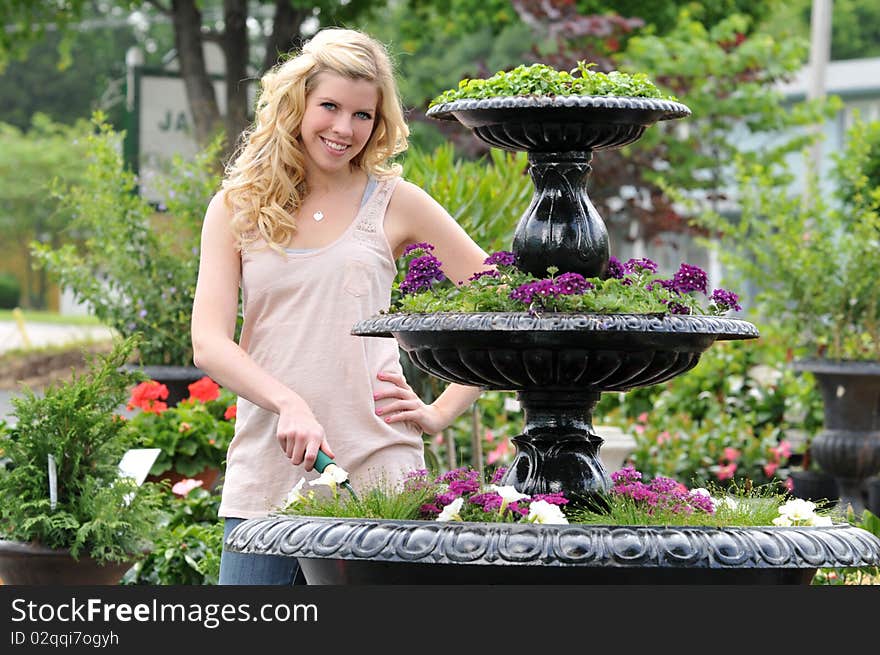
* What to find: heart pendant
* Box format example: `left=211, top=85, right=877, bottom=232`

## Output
left=313, top=211, right=324, bottom=222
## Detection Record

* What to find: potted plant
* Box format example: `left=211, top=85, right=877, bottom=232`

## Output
left=0, top=336, right=165, bottom=584
left=694, top=116, right=880, bottom=513
left=30, top=114, right=225, bottom=405
left=126, top=376, right=236, bottom=489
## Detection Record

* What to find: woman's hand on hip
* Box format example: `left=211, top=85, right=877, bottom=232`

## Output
left=276, top=401, right=334, bottom=471
left=373, top=371, right=447, bottom=435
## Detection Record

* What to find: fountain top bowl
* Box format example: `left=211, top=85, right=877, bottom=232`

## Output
left=426, top=95, right=691, bottom=152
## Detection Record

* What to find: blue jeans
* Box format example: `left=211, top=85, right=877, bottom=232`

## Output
left=219, top=518, right=306, bottom=585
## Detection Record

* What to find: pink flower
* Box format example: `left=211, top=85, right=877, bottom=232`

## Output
left=634, top=424, right=645, bottom=434
left=656, top=431, right=671, bottom=445
left=487, top=439, right=511, bottom=465
left=722, top=447, right=741, bottom=462
left=763, top=462, right=778, bottom=478
left=171, top=478, right=204, bottom=496
left=637, top=412, right=649, bottom=424
left=774, top=440, right=792, bottom=460
left=716, top=463, right=737, bottom=481
left=784, top=478, right=794, bottom=492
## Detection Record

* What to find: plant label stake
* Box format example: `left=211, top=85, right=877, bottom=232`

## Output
left=47, top=454, right=57, bottom=511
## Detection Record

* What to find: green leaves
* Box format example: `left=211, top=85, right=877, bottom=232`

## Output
left=430, top=61, right=674, bottom=106
left=30, top=114, right=223, bottom=366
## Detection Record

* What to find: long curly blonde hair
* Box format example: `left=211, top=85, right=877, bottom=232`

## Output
left=223, top=28, right=409, bottom=250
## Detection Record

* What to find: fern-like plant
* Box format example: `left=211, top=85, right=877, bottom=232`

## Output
left=0, top=336, right=165, bottom=562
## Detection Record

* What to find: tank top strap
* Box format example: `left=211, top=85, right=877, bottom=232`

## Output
left=353, top=176, right=401, bottom=236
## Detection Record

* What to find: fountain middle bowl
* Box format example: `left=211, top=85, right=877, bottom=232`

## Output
left=352, top=312, right=759, bottom=392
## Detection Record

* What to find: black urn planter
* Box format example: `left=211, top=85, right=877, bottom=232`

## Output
left=227, top=516, right=880, bottom=585
left=788, top=469, right=840, bottom=504
left=792, top=360, right=880, bottom=514
left=227, top=95, right=880, bottom=583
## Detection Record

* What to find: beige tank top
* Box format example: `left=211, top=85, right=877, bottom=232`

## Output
left=219, top=176, right=425, bottom=519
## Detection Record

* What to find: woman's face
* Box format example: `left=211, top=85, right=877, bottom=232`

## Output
left=299, top=71, right=379, bottom=175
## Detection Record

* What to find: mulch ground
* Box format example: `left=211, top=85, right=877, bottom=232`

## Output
left=0, top=342, right=115, bottom=391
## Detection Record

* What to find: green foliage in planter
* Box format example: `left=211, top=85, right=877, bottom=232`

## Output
left=0, top=336, right=165, bottom=563
left=430, top=61, right=674, bottom=106
left=692, top=117, right=880, bottom=361
left=128, top=386, right=236, bottom=478
left=30, top=113, right=223, bottom=366
left=124, top=485, right=222, bottom=586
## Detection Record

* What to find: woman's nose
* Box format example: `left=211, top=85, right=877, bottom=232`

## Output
left=331, top=116, right=353, bottom=138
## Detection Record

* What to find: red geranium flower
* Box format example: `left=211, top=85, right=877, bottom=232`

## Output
left=224, top=404, right=237, bottom=420
left=127, top=380, right=169, bottom=414
left=188, top=376, right=220, bottom=403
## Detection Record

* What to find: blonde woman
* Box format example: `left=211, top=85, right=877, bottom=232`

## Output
left=191, top=27, right=489, bottom=584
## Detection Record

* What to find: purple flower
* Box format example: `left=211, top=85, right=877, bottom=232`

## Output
left=531, top=492, right=569, bottom=506
left=490, top=467, right=507, bottom=485
left=606, top=256, right=626, bottom=279
left=509, top=279, right=558, bottom=305
left=710, top=288, right=742, bottom=312
left=671, top=263, right=708, bottom=294
left=555, top=272, right=594, bottom=295
left=611, top=465, right=642, bottom=485
left=403, top=242, right=435, bottom=256
left=624, top=258, right=658, bottom=275
left=667, top=302, right=691, bottom=315
left=469, top=492, right=504, bottom=512
left=484, top=251, right=517, bottom=267
left=400, top=254, right=445, bottom=295
left=468, top=269, right=501, bottom=282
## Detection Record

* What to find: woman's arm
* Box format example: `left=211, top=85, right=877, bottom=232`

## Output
left=191, top=193, right=334, bottom=469
left=376, top=180, right=493, bottom=433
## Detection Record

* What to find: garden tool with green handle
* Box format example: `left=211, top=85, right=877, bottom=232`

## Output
left=314, top=449, right=359, bottom=501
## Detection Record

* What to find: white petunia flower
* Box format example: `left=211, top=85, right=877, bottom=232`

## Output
left=436, top=497, right=464, bottom=522
left=309, top=464, right=350, bottom=492
left=772, top=515, right=793, bottom=527
left=777, top=498, right=817, bottom=522
left=488, top=484, right=529, bottom=505
left=285, top=478, right=309, bottom=507
left=527, top=500, right=568, bottom=525
left=717, top=496, right=739, bottom=511
left=808, top=515, right=833, bottom=527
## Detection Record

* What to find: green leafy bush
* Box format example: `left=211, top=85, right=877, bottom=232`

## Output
left=31, top=113, right=223, bottom=366
left=0, top=272, right=20, bottom=309
left=431, top=61, right=674, bottom=105
left=692, top=117, right=880, bottom=360
left=0, top=336, right=165, bottom=562
left=124, top=483, right=222, bottom=585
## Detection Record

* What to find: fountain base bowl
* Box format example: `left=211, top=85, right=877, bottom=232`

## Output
left=227, top=516, right=880, bottom=585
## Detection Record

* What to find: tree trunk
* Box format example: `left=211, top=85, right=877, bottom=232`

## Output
left=262, top=0, right=309, bottom=73
left=223, top=0, right=250, bottom=152
left=171, top=0, right=221, bottom=146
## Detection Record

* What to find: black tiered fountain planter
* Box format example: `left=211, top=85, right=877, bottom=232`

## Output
left=227, top=95, right=880, bottom=583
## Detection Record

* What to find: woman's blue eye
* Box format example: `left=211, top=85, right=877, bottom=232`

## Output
left=321, top=102, right=336, bottom=110
left=355, top=111, right=373, bottom=120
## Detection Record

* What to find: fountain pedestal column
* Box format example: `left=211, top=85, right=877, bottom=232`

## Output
left=504, top=390, right=609, bottom=505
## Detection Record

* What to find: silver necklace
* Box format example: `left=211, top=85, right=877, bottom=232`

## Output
left=312, top=210, right=324, bottom=222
